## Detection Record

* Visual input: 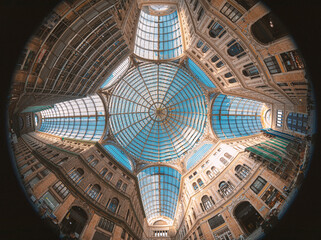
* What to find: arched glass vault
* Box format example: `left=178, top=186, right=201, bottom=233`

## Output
left=134, top=8, right=183, bottom=60
left=211, top=94, right=263, bottom=139
left=38, top=95, right=105, bottom=141
left=137, top=166, right=181, bottom=224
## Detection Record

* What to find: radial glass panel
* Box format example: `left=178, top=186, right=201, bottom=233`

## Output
left=38, top=95, right=105, bottom=141
left=211, top=94, right=263, bottom=139
left=103, top=144, right=133, bottom=171
left=138, top=166, right=181, bottom=223
left=109, top=62, right=207, bottom=162
left=134, top=10, right=183, bottom=60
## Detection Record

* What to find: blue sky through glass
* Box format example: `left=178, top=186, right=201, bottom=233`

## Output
left=134, top=10, right=182, bottom=60
left=101, top=57, right=130, bottom=88
left=212, top=94, right=263, bottom=139
left=38, top=95, right=105, bottom=141
left=103, top=144, right=133, bottom=171
left=187, top=58, right=216, bottom=88
left=138, top=166, right=181, bottom=223
left=109, top=63, right=207, bottom=162
left=186, top=143, right=213, bottom=170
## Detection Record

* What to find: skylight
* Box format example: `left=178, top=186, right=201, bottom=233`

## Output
left=103, top=144, right=133, bottom=171
left=134, top=10, right=183, bottom=60
left=212, top=94, right=263, bottom=139
left=150, top=5, right=169, bottom=12
left=109, top=62, right=207, bottom=162
left=186, top=143, right=214, bottom=170
left=38, top=95, right=105, bottom=141
left=101, top=57, right=130, bottom=88
left=187, top=58, right=216, bottom=88
left=138, top=166, right=181, bottom=224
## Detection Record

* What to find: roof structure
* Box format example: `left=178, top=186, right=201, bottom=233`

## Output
left=34, top=3, right=269, bottom=225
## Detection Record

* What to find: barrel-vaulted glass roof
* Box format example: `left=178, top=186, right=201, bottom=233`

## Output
left=211, top=94, right=263, bottom=139
left=138, top=166, right=181, bottom=224
left=108, top=62, right=207, bottom=162
left=38, top=95, right=105, bottom=141
left=134, top=9, right=183, bottom=60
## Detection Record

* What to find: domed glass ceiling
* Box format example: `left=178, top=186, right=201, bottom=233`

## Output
left=108, top=62, right=207, bottom=162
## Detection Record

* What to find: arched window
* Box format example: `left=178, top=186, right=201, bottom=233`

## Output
left=206, top=170, right=214, bottom=179
left=243, top=64, right=259, bottom=77
left=105, top=172, right=113, bottom=181
left=69, top=168, right=84, bottom=183
left=209, top=22, right=224, bottom=38
left=116, top=180, right=122, bottom=189
left=235, top=164, right=251, bottom=180
left=197, top=40, right=203, bottom=48
left=100, top=168, right=108, bottom=177
left=122, top=183, right=128, bottom=192
left=192, top=182, right=198, bottom=190
left=227, top=41, right=245, bottom=57
left=201, top=195, right=213, bottom=210
left=197, top=7, right=204, bottom=21
left=90, top=160, right=98, bottom=167
left=108, top=198, right=119, bottom=213
left=219, top=181, right=233, bottom=197
left=197, top=178, right=204, bottom=187
left=211, top=166, right=219, bottom=175
left=87, top=155, right=94, bottom=162
left=224, top=153, right=232, bottom=159
left=87, top=184, right=101, bottom=200
left=216, top=61, right=224, bottom=68
left=220, top=157, right=228, bottom=166
left=224, top=72, right=233, bottom=78
left=202, top=45, right=209, bottom=53
left=228, top=78, right=237, bottom=84
left=211, top=55, right=219, bottom=63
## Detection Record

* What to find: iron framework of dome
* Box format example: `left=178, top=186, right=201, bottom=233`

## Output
left=108, top=62, right=207, bottom=162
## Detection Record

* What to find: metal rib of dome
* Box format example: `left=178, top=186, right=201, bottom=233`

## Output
left=108, top=62, right=207, bottom=162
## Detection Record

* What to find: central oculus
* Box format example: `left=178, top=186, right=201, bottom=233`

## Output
left=109, top=62, right=207, bottom=162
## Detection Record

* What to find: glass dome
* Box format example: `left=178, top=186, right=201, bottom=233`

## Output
left=109, top=62, right=207, bottom=162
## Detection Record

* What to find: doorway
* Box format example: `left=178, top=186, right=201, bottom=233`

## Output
left=233, top=201, right=264, bottom=235
left=60, top=206, right=88, bottom=236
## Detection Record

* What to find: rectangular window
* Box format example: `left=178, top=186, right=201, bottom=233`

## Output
left=40, top=169, right=51, bottom=177
left=208, top=214, right=225, bottom=230
left=121, top=229, right=126, bottom=239
left=264, top=56, right=281, bottom=74
left=280, top=50, right=304, bottom=71
left=220, top=2, right=243, bottom=22
left=39, top=191, right=59, bottom=211
left=52, top=181, right=70, bottom=199
left=261, top=185, right=285, bottom=208
left=23, top=169, right=34, bottom=178
left=250, top=176, right=267, bottom=194
left=92, top=231, right=111, bottom=240
left=235, top=0, right=259, bottom=10
left=28, top=176, right=40, bottom=188
left=197, top=226, right=203, bottom=237
left=213, top=226, right=233, bottom=240
left=276, top=110, right=283, bottom=127
left=98, top=217, right=115, bottom=233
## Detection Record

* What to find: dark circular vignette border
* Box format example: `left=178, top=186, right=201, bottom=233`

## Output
left=1, top=0, right=320, bottom=240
